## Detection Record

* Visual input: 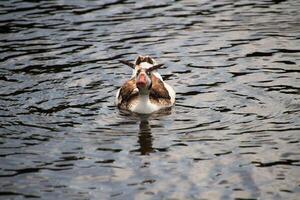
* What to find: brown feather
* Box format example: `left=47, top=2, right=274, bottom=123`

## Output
left=135, top=55, right=155, bottom=65
left=119, top=60, right=134, bottom=69
left=118, top=78, right=138, bottom=109
left=149, top=75, right=171, bottom=105
left=147, top=64, right=164, bottom=73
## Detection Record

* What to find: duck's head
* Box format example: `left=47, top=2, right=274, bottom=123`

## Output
left=120, top=56, right=164, bottom=94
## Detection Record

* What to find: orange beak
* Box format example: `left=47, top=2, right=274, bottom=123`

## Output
left=136, top=73, right=147, bottom=88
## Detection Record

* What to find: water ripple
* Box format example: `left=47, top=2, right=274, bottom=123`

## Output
left=0, top=0, right=299, bottom=199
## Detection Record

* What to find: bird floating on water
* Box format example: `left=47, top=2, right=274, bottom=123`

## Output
left=116, top=55, right=175, bottom=114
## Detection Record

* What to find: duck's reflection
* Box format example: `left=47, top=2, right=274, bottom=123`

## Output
left=119, top=109, right=171, bottom=155
left=137, top=119, right=153, bottom=155
left=136, top=109, right=172, bottom=155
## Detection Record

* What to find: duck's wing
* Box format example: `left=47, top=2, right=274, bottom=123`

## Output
left=149, top=75, right=172, bottom=106
left=117, top=78, right=138, bottom=109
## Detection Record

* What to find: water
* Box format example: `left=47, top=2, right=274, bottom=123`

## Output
left=0, top=0, right=300, bottom=199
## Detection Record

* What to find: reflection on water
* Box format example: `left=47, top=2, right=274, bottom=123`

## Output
left=136, top=109, right=172, bottom=155
left=138, top=120, right=153, bottom=155
left=1, top=0, right=300, bottom=199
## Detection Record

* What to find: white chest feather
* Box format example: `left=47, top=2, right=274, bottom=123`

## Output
left=130, top=95, right=160, bottom=114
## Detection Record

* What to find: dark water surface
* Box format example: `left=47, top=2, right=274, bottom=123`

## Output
left=1, top=0, right=300, bottom=199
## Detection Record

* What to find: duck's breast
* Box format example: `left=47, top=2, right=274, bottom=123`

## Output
left=130, top=95, right=160, bottom=114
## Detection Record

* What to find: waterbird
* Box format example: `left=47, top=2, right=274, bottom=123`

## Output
left=116, top=55, right=175, bottom=114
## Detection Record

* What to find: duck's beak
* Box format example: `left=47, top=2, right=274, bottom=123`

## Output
left=136, top=73, right=147, bottom=89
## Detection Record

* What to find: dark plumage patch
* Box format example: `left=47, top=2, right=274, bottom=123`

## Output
left=150, top=75, right=171, bottom=105
left=135, top=56, right=155, bottom=65
left=117, top=78, right=138, bottom=109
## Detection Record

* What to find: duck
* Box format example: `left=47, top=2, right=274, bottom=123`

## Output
left=116, top=55, right=175, bottom=114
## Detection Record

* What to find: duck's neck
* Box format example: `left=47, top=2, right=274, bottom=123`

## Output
left=138, top=89, right=150, bottom=104
left=133, top=89, right=159, bottom=114
left=138, top=88, right=150, bottom=96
